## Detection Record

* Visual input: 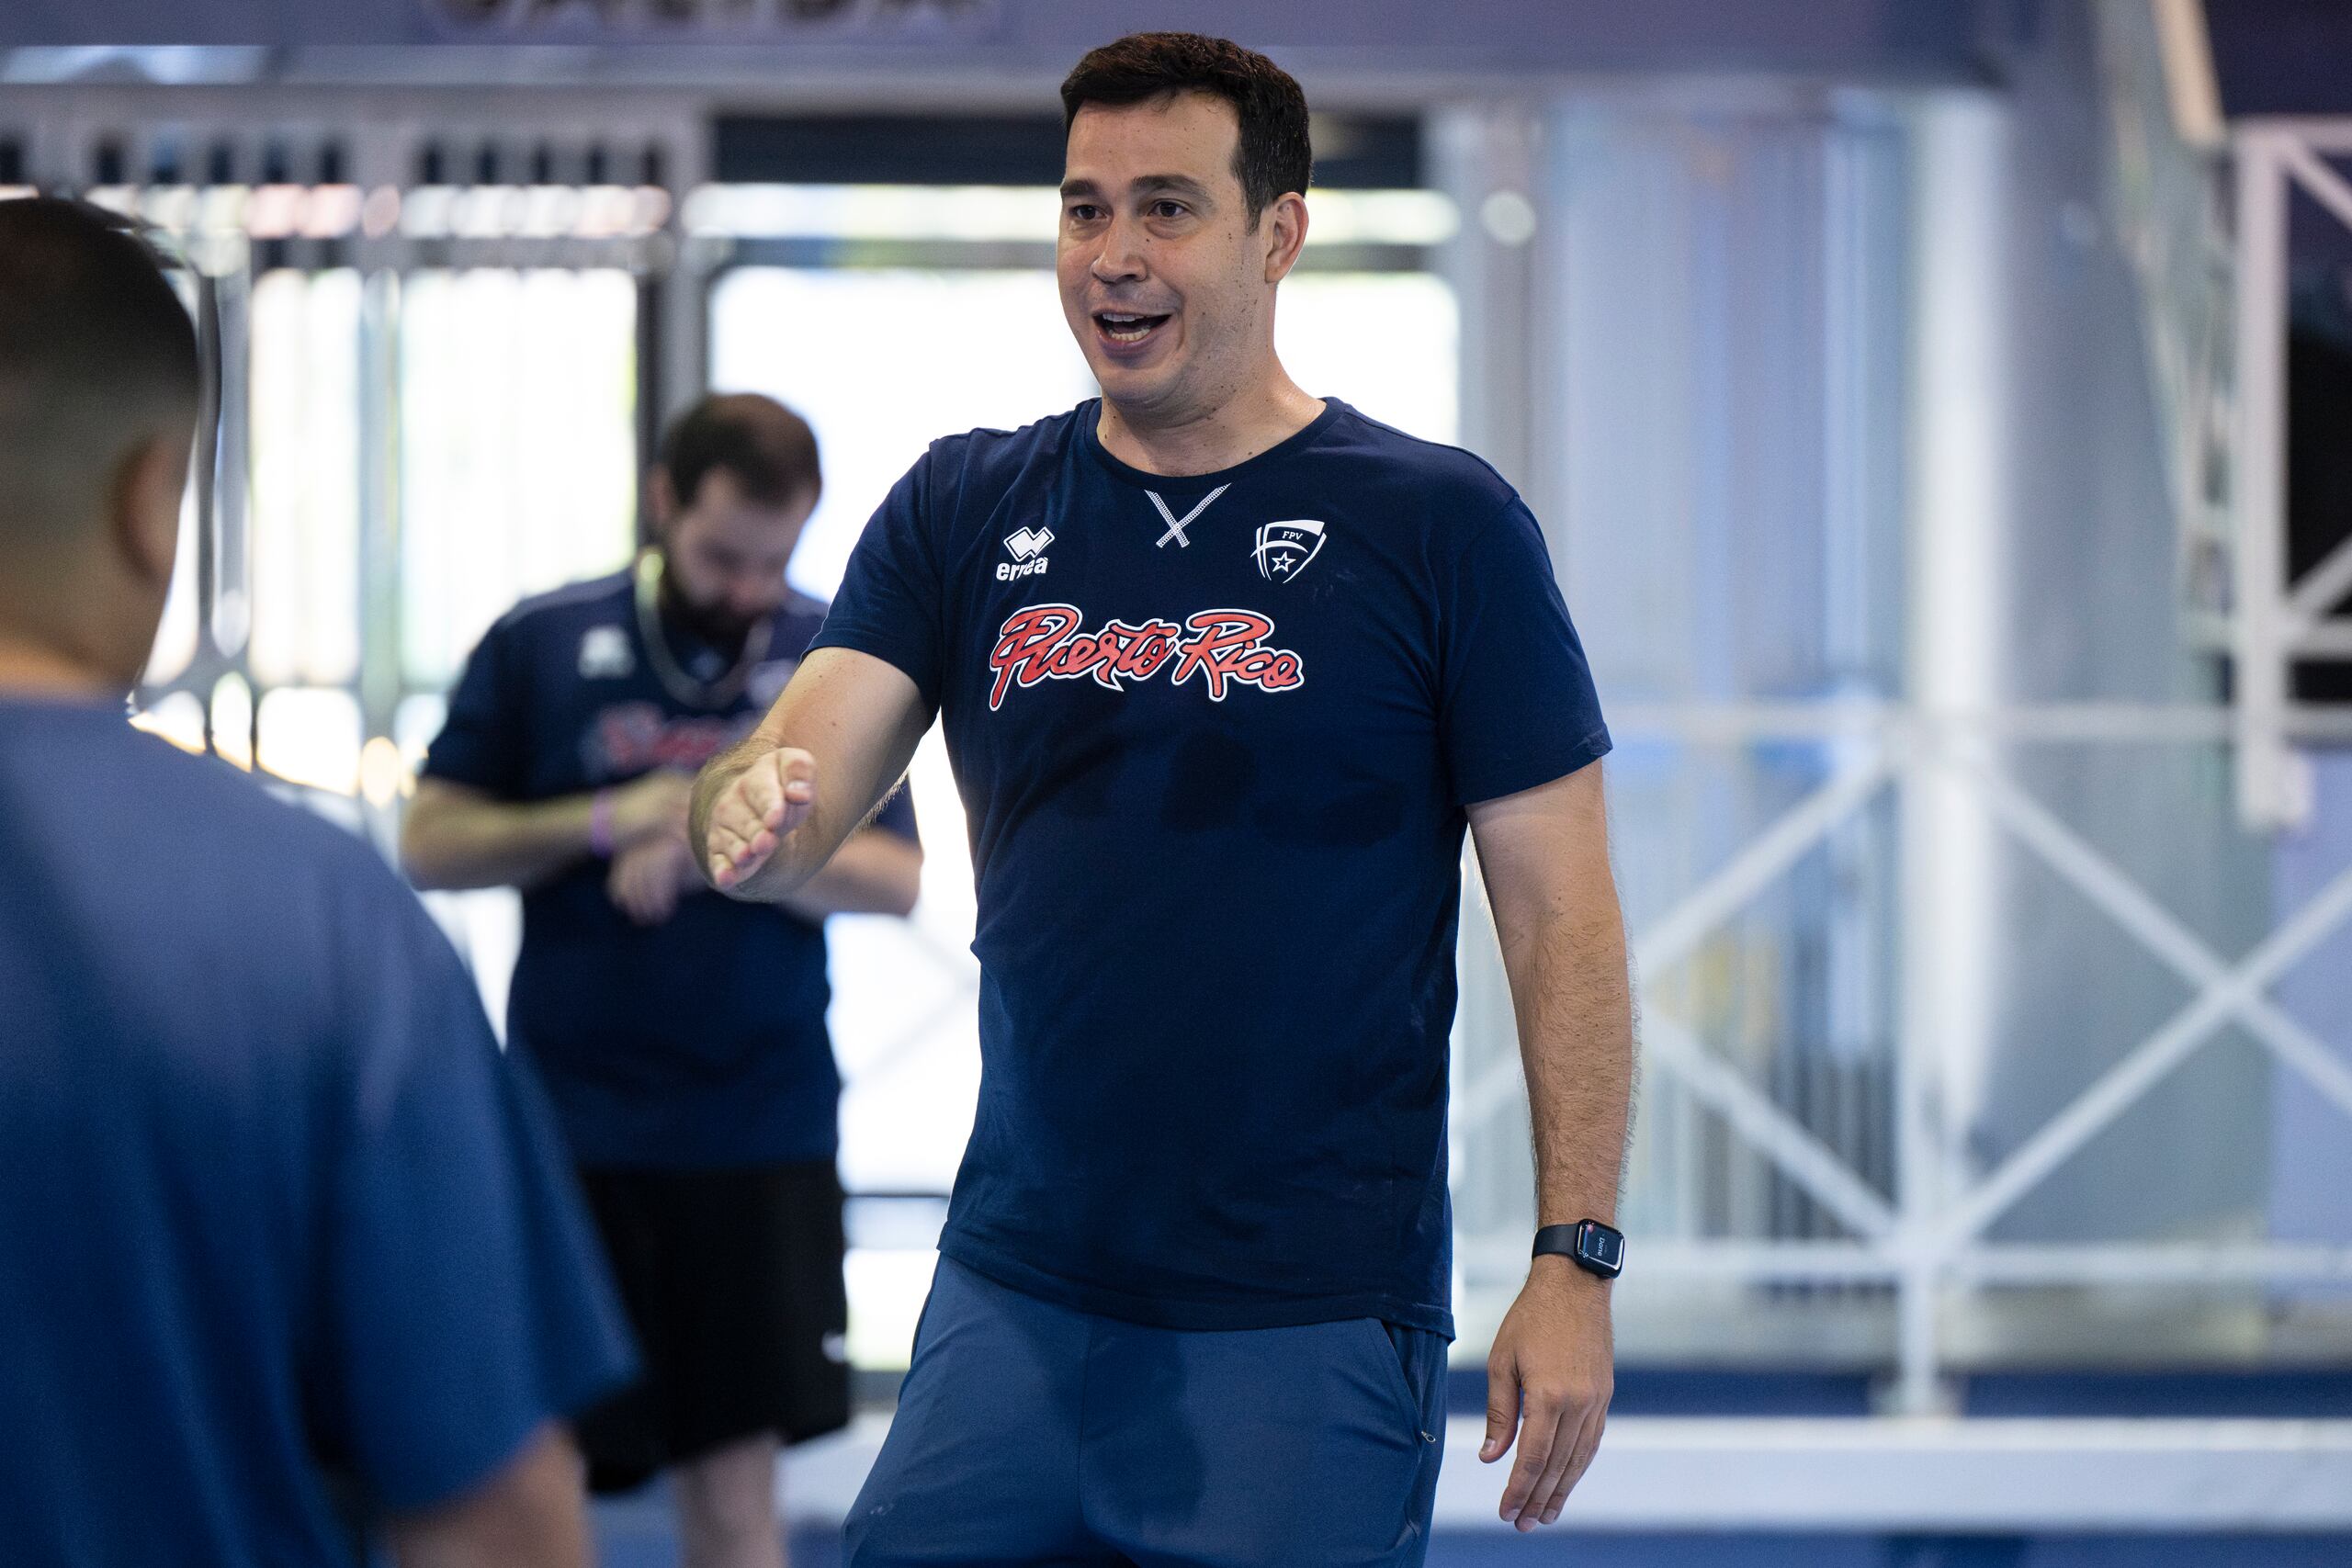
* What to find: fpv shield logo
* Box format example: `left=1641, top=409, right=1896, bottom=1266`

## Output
left=1252, top=519, right=1327, bottom=582
left=999, top=525, right=1055, bottom=581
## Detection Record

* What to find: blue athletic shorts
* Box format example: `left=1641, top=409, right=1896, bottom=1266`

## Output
left=846, top=1256, right=1449, bottom=1567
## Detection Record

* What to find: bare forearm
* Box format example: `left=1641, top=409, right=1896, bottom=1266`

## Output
left=1468, top=765, right=1627, bottom=1529
left=695, top=647, right=933, bottom=902
left=777, top=821, right=922, bottom=919
left=402, top=794, right=596, bottom=893
left=1501, top=905, right=1634, bottom=1227
left=388, top=1423, right=590, bottom=1568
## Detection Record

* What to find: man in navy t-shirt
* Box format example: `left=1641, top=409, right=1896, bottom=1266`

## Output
left=0, top=199, right=634, bottom=1565
left=694, top=34, right=1634, bottom=1564
left=403, top=392, right=921, bottom=1566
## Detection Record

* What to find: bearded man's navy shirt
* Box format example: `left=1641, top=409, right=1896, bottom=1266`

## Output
left=809, top=399, right=1610, bottom=1337
left=421, top=570, right=917, bottom=1169
left=0, top=697, right=634, bottom=1565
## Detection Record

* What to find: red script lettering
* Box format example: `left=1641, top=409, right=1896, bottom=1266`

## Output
left=988, top=604, right=1306, bottom=710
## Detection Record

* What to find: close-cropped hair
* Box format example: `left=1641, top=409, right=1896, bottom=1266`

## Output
left=1059, top=32, right=1314, bottom=227
left=658, top=392, right=821, bottom=511
left=0, top=197, right=200, bottom=535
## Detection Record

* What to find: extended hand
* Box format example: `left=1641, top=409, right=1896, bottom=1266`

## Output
left=606, top=831, right=701, bottom=926
left=1481, top=1258, right=1613, bottom=1529
left=704, top=747, right=818, bottom=893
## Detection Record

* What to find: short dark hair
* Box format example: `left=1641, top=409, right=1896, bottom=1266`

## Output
left=0, top=197, right=200, bottom=539
left=1060, top=32, right=1313, bottom=227
left=657, top=392, right=821, bottom=512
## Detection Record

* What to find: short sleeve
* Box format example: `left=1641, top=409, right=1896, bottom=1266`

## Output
left=1437, top=500, right=1612, bottom=806
left=317, top=884, right=636, bottom=1513
left=870, top=779, right=919, bottom=844
left=419, top=617, right=528, bottom=797
left=808, top=449, right=946, bottom=711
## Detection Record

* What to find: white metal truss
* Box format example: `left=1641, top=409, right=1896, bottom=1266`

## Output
left=2101, top=0, right=2234, bottom=664
left=2098, top=5, right=2352, bottom=829
left=1453, top=704, right=2352, bottom=1416
left=2234, top=118, right=2352, bottom=829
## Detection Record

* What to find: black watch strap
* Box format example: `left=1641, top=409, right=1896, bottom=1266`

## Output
left=1533, top=1219, right=1625, bottom=1280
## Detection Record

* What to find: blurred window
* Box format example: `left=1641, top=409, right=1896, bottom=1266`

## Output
left=249, top=269, right=362, bottom=688
left=255, top=686, right=364, bottom=795
left=399, top=268, right=639, bottom=688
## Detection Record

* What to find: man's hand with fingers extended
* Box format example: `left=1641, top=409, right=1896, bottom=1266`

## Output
left=1481, top=1257, right=1613, bottom=1530
left=689, top=646, right=933, bottom=908
left=696, top=745, right=819, bottom=896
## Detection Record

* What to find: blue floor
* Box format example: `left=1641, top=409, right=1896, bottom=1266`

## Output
left=593, top=1515, right=2352, bottom=1568
left=589, top=1371, right=2352, bottom=1567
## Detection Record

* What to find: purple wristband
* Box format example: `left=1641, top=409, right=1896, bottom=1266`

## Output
left=590, top=786, right=616, bottom=857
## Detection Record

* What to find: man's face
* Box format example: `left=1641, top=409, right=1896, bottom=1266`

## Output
left=1057, top=92, right=1276, bottom=419
left=656, top=467, right=812, bottom=648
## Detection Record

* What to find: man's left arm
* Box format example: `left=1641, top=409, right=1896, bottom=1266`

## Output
left=1465, top=758, right=1632, bottom=1532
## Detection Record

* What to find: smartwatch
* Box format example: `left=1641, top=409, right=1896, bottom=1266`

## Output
left=1533, top=1219, right=1625, bottom=1280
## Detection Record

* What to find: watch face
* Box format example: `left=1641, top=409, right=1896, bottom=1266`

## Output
left=1578, top=1225, right=1624, bottom=1272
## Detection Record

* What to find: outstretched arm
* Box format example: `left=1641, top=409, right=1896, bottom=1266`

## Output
left=693, top=646, right=933, bottom=903
left=1466, top=759, right=1633, bottom=1531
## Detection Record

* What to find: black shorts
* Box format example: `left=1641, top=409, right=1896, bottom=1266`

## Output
left=572, top=1159, right=851, bottom=1495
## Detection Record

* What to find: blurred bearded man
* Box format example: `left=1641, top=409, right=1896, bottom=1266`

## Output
left=404, top=392, right=922, bottom=1568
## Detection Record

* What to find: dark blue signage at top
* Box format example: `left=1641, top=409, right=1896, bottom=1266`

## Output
left=421, top=0, right=1001, bottom=42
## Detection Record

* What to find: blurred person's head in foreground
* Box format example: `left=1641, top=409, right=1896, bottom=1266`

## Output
left=0, top=197, right=199, bottom=696
left=645, top=391, right=820, bottom=654
left=1057, top=32, right=1313, bottom=427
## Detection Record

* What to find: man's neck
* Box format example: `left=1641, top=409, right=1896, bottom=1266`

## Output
left=0, top=628, right=116, bottom=701
left=1096, top=371, right=1326, bottom=479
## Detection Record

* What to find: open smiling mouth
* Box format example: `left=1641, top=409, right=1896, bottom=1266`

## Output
left=1094, top=310, right=1171, bottom=346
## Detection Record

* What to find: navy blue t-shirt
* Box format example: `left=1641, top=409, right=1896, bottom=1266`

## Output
left=421, top=570, right=917, bottom=1169
left=0, top=697, right=635, bottom=1565
left=810, top=399, right=1610, bottom=1337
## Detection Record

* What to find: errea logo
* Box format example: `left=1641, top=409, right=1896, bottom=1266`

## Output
left=578, top=625, right=634, bottom=679
left=998, top=525, right=1054, bottom=581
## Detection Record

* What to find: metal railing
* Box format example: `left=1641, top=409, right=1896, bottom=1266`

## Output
left=2098, top=0, right=2233, bottom=664
left=1453, top=702, right=2352, bottom=1413
left=2093, top=2, right=2352, bottom=829
left=2232, top=118, right=2352, bottom=828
